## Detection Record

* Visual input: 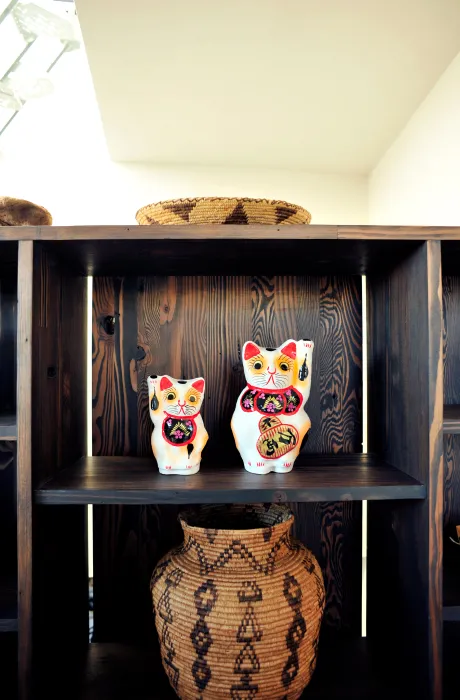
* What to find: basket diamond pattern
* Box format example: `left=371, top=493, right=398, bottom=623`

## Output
left=151, top=504, right=324, bottom=699
left=136, top=197, right=311, bottom=226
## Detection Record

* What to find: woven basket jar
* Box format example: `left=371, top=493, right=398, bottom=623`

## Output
left=151, top=504, right=325, bottom=699
left=136, top=197, right=311, bottom=226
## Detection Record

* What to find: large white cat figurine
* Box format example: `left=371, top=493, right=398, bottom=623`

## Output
left=147, top=374, right=208, bottom=475
left=231, top=339, right=314, bottom=474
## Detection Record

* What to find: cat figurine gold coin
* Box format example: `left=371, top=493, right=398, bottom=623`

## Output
left=147, top=374, right=208, bottom=475
left=231, top=339, right=314, bottom=474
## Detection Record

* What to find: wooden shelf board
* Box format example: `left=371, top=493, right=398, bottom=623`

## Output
left=0, top=414, right=17, bottom=441
left=444, top=405, right=460, bottom=434
left=45, top=238, right=421, bottom=276
left=2, top=223, right=460, bottom=240
left=0, top=227, right=426, bottom=275
left=0, top=577, right=17, bottom=633
left=35, top=454, right=425, bottom=505
left=37, top=637, right=402, bottom=699
left=443, top=606, right=460, bottom=622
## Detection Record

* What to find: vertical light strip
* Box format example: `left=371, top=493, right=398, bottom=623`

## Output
left=361, top=275, right=368, bottom=637
left=87, top=276, right=93, bottom=579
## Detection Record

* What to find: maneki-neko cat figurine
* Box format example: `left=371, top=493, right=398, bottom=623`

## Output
left=231, top=339, right=314, bottom=474
left=147, top=374, right=208, bottom=475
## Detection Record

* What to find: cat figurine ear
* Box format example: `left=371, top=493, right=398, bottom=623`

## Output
left=147, top=374, right=208, bottom=475
left=231, top=339, right=314, bottom=474
left=243, top=341, right=262, bottom=360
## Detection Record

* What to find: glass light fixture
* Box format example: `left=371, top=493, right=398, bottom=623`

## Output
left=3, top=68, right=54, bottom=99
left=13, top=2, right=79, bottom=45
left=0, top=0, right=81, bottom=137
left=0, top=83, right=22, bottom=110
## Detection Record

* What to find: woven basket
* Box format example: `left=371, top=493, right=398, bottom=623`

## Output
left=151, top=504, right=324, bottom=699
left=0, top=196, right=52, bottom=226
left=136, top=197, right=311, bottom=226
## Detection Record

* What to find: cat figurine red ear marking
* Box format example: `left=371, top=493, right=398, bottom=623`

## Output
left=160, top=376, right=173, bottom=391
left=147, top=375, right=208, bottom=475
left=280, top=341, right=297, bottom=359
left=231, top=339, right=314, bottom=475
left=244, top=342, right=261, bottom=360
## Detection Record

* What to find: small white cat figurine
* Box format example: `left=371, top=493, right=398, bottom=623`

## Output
left=147, top=374, right=208, bottom=475
left=231, top=339, right=314, bottom=474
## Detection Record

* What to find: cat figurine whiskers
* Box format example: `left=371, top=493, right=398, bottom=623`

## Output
left=231, top=339, right=314, bottom=474
left=147, top=375, right=208, bottom=475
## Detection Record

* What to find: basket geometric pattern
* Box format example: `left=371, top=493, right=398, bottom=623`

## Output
left=136, top=197, right=311, bottom=226
left=151, top=504, right=324, bottom=699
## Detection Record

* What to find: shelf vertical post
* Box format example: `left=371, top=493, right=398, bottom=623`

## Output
left=367, top=239, right=443, bottom=700
left=16, top=240, right=33, bottom=700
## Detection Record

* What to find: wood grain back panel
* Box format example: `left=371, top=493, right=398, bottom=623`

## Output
left=0, top=276, right=17, bottom=416
left=443, top=276, right=460, bottom=525
left=92, top=274, right=362, bottom=641
left=0, top=271, right=18, bottom=608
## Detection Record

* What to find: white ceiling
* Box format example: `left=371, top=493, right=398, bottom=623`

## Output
left=75, top=0, right=460, bottom=174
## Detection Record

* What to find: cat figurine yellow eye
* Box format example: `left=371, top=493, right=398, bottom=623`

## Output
left=231, top=339, right=314, bottom=474
left=147, top=374, right=208, bottom=475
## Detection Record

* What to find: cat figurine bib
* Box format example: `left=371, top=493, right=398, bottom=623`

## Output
left=231, top=339, right=314, bottom=474
left=147, top=374, right=208, bottom=475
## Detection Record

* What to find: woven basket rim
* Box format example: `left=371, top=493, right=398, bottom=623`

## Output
left=136, top=196, right=311, bottom=221
left=179, top=504, right=294, bottom=534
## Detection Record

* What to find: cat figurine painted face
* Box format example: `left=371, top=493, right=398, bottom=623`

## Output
left=147, top=374, right=208, bottom=475
left=231, top=339, right=314, bottom=474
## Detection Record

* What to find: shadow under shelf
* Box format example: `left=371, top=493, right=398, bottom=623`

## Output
left=36, top=630, right=403, bottom=700
left=34, top=454, right=425, bottom=505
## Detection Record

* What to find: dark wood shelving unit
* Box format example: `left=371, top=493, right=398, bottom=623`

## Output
left=442, top=268, right=460, bottom=700
left=0, top=258, right=18, bottom=646
left=443, top=567, right=460, bottom=622
left=0, top=631, right=18, bottom=698
left=0, top=577, right=18, bottom=632
left=444, top=622, right=460, bottom=700
left=443, top=405, right=460, bottom=434
left=3, top=225, right=459, bottom=699
left=442, top=271, right=460, bottom=652
left=0, top=414, right=17, bottom=441
left=442, top=530, right=460, bottom=623
left=35, top=454, right=425, bottom=504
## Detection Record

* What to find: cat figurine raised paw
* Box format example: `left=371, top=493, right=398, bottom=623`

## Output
left=231, top=339, right=314, bottom=474
left=147, top=374, right=208, bottom=475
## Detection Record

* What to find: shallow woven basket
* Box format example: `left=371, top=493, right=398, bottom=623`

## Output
left=136, top=197, right=311, bottom=226
left=151, top=504, right=324, bottom=700
left=0, top=196, right=52, bottom=226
